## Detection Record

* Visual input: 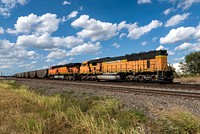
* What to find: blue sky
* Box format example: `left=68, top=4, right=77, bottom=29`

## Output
left=0, top=0, right=200, bottom=75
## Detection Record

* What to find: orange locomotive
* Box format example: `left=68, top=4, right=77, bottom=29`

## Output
left=48, top=63, right=81, bottom=80
left=15, top=50, right=174, bottom=83
left=78, top=50, right=173, bottom=83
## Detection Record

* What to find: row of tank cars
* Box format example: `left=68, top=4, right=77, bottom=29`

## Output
left=14, top=50, right=174, bottom=83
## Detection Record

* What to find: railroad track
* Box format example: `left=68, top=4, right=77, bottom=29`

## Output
left=7, top=78, right=200, bottom=100
left=11, top=77, right=200, bottom=90
left=47, top=80, right=200, bottom=99
left=107, top=86, right=200, bottom=99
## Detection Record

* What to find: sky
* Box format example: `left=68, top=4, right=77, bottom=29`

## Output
left=0, top=0, right=200, bottom=75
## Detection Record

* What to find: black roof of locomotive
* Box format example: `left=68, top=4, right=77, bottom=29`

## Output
left=88, top=50, right=167, bottom=64
left=51, top=63, right=81, bottom=69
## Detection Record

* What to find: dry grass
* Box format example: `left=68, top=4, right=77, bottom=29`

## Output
left=1, top=80, right=200, bottom=133
left=0, top=80, right=145, bottom=134
left=174, top=76, right=200, bottom=84
left=155, top=108, right=200, bottom=134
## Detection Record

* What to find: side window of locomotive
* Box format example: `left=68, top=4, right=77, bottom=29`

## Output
left=147, top=60, right=150, bottom=68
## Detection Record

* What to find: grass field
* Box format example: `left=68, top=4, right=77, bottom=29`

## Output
left=0, top=80, right=200, bottom=134
left=174, top=76, right=200, bottom=84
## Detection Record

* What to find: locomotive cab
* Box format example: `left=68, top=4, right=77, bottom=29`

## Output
left=155, top=50, right=174, bottom=83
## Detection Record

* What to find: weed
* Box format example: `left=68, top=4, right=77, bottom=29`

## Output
left=158, top=109, right=200, bottom=134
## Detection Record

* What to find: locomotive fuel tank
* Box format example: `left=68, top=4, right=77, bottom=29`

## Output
left=97, top=73, right=121, bottom=81
left=54, top=75, right=65, bottom=79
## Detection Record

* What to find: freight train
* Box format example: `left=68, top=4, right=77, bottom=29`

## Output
left=14, top=50, right=174, bottom=83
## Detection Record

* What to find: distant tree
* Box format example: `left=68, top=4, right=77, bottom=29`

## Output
left=179, top=51, right=200, bottom=75
left=179, top=62, right=188, bottom=75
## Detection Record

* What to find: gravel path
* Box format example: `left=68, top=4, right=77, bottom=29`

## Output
left=16, top=79, right=200, bottom=119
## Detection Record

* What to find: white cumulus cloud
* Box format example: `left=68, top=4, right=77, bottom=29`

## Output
left=119, top=20, right=162, bottom=39
left=16, top=34, right=83, bottom=49
left=67, top=42, right=101, bottom=56
left=156, top=45, right=166, bottom=50
left=16, top=34, right=53, bottom=49
left=62, top=11, right=78, bottom=22
left=164, top=13, right=190, bottom=27
left=71, top=15, right=118, bottom=42
left=67, top=11, right=78, bottom=20
left=160, top=27, right=196, bottom=44
left=47, top=49, right=67, bottom=59
left=175, top=42, right=192, bottom=50
left=7, top=13, right=60, bottom=35
left=0, top=0, right=29, bottom=17
left=175, top=42, right=200, bottom=52
left=0, top=39, right=39, bottom=70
